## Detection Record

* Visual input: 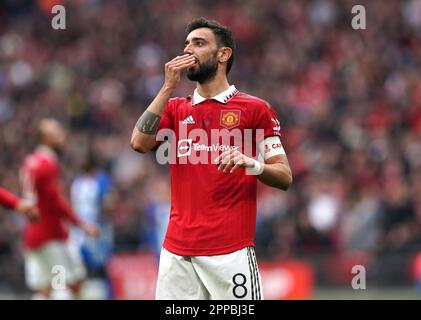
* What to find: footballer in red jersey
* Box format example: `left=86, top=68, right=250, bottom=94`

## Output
left=0, top=187, right=39, bottom=220
left=131, top=18, right=292, bottom=300
left=20, top=118, right=99, bottom=299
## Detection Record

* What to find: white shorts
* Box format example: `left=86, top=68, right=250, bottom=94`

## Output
left=156, top=246, right=264, bottom=300
left=24, top=240, right=86, bottom=291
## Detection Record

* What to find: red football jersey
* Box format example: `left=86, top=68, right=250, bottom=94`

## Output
left=0, top=187, right=19, bottom=209
left=20, top=145, right=82, bottom=249
left=156, top=85, right=282, bottom=255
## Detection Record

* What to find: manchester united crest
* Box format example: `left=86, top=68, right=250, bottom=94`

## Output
left=220, top=110, right=241, bottom=129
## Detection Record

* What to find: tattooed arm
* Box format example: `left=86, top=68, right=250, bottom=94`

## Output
left=131, top=54, right=195, bottom=153
left=130, top=88, right=170, bottom=153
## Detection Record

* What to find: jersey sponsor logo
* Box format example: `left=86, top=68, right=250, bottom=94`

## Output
left=193, top=144, right=239, bottom=152
left=177, top=140, right=239, bottom=157
left=177, top=139, right=192, bottom=157
left=220, top=110, right=241, bottom=129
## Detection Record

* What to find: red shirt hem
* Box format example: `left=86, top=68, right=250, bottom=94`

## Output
left=163, top=240, right=254, bottom=256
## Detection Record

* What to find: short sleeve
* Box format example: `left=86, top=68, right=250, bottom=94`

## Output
left=152, top=99, right=175, bottom=151
left=157, top=99, right=176, bottom=131
left=254, top=101, right=282, bottom=141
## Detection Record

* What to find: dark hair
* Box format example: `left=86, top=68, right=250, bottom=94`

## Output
left=185, top=17, right=236, bottom=74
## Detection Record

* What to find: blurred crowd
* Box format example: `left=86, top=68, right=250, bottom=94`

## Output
left=0, top=0, right=421, bottom=290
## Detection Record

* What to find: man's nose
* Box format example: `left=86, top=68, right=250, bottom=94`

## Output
left=183, top=45, right=192, bottom=55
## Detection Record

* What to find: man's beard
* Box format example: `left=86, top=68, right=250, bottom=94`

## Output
left=186, top=53, right=218, bottom=84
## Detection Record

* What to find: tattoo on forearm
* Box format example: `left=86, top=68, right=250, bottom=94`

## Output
left=135, top=111, right=161, bottom=135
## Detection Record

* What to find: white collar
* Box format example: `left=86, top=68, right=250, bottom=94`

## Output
left=191, top=85, right=238, bottom=106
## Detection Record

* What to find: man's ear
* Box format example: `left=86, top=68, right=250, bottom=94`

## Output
left=218, top=47, right=232, bottom=63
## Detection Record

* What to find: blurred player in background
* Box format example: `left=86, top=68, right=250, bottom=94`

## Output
left=131, top=18, right=292, bottom=300
left=19, top=118, right=99, bottom=300
left=70, top=155, right=114, bottom=299
left=143, top=176, right=171, bottom=261
left=0, top=187, right=39, bottom=221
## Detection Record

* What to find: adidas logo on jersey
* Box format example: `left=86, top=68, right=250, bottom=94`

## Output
left=181, top=115, right=195, bottom=124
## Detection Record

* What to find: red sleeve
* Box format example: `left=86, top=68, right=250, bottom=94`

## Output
left=36, top=160, right=82, bottom=227
left=152, top=99, right=175, bottom=151
left=254, top=100, right=282, bottom=142
left=158, top=99, right=175, bottom=131
left=49, top=183, right=82, bottom=226
left=0, top=187, right=19, bottom=209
